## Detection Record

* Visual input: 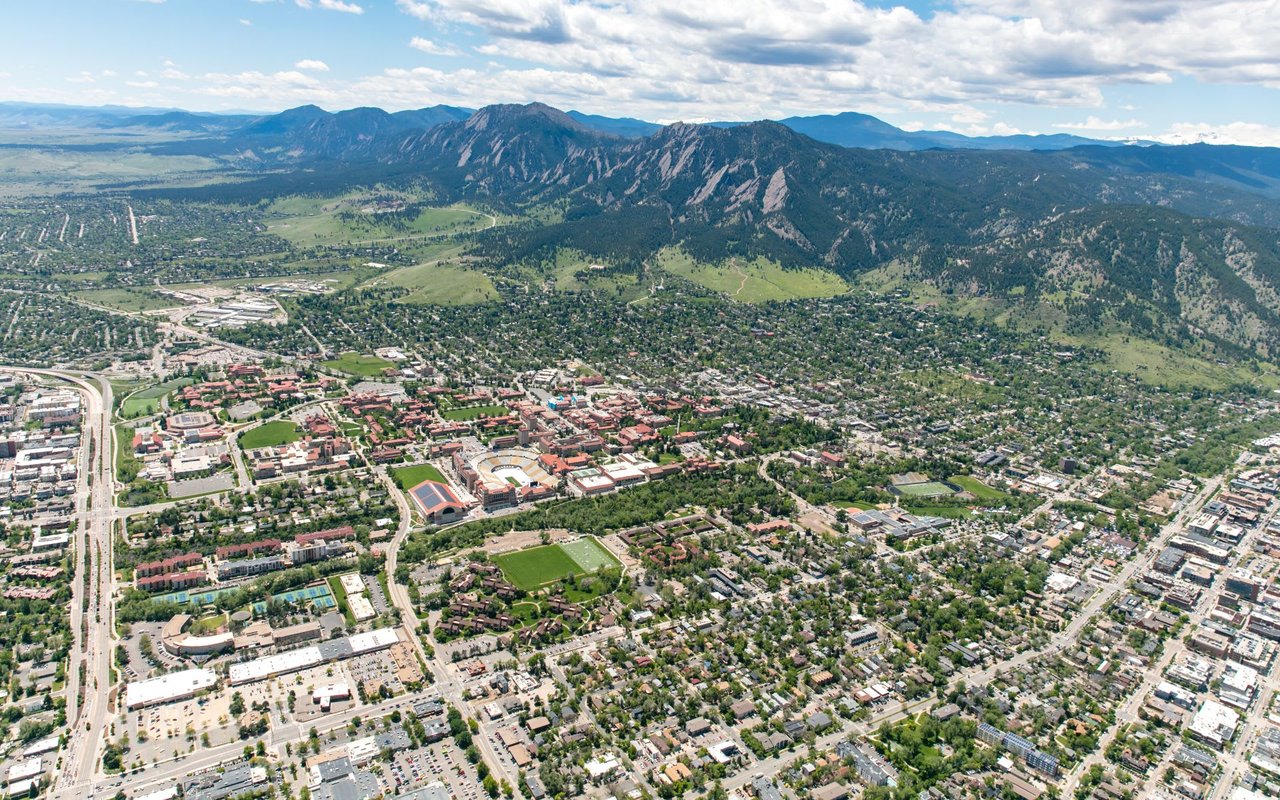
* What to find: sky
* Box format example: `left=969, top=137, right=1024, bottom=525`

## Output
left=5, top=0, right=1280, bottom=144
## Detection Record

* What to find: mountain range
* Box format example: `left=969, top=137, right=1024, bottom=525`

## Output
left=12, top=99, right=1280, bottom=362
left=0, top=99, right=1136, bottom=153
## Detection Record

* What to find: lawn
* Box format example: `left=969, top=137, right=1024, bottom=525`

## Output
left=904, top=504, right=975, bottom=519
left=119, top=376, right=195, bottom=419
left=655, top=247, right=849, bottom=303
left=120, top=395, right=162, bottom=419
left=322, top=352, right=394, bottom=377
left=948, top=475, right=1011, bottom=501
left=392, top=463, right=447, bottom=490
left=240, top=420, right=302, bottom=449
left=441, top=404, right=509, bottom=421
left=834, top=500, right=875, bottom=510
left=187, top=614, right=226, bottom=634
left=327, top=575, right=357, bottom=626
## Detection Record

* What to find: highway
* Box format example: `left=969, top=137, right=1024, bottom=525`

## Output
left=2, top=367, right=117, bottom=798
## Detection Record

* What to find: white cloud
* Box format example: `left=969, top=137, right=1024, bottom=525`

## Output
left=71, top=0, right=1280, bottom=132
left=126, top=80, right=160, bottom=88
left=1054, top=116, right=1144, bottom=131
left=409, top=37, right=460, bottom=56
left=240, top=18, right=253, bottom=26
left=376, top=0, right=1280, bottom=121
left=295, top=59, right=331, bottom=71
left=296, top=0, right=364, bottom=13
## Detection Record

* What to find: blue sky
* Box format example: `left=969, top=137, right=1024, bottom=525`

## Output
left=5, top=0, right=1280, bottom=144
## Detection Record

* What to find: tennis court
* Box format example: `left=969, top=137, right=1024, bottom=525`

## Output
left=252, top=584, right=336, bottom=613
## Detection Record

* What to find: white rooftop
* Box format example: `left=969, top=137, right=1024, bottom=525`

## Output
left=125, top=668, right=217, bottom=709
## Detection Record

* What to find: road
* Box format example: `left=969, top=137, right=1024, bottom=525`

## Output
left=2, top=367, right=116, bottom=796
left=1054, top=468, right=1233, bottom=793
left=376, top=468, right=518, bottom=791
left=964, top=473, right=1223, bottom=690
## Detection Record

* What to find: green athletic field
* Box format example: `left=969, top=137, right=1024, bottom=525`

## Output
left=893, top=481, right=956, bottom=498
left=493, top=537, right=621, bottom=591
left=560, top=537, right=621, bottom=573
left=392, top=463, right=447, bottom=490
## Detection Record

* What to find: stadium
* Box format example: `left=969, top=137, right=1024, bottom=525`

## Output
left=471, top=448, right=553, bottom=488
left=454, top=448, right=558, bottom=510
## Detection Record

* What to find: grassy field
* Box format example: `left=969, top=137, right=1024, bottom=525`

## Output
left=0, top=147, right=222, bottom=197
left=377, top=260, right=500, bottom=305
left=266, top=196, right=489, bottom=247
left=165, top=265, right=382, bottom=294
left=322, top=352, right=394, bottom=377
left=327, top=575, right=357, bottom=626
left=656, top=248, right=849, bottom=302
left=240, top=420, right=302, bottom=449
left=392, top=463, right=447, bottom=490
left=948, top=475, right=1010, bottom=501
left=187, top=614, right=226, bottom=634
left=119, top=377, right=195, bottom=418
left=494, top=537, right=621, bottom=591
left=904, top=504, right=975, bottom=519
left=893, top=481, right=956, bottom=498
left=441, top=404, right=509, bottom=421
left=73, top=287, right=178, bottom=312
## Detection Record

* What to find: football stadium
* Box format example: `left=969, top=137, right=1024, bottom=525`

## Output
left=454, top=448, right=558, bottom=510
left=471, top=448, right=552, bottom=487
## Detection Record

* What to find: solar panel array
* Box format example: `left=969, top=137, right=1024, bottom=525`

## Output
left=410, top=479, right=463, bottom=513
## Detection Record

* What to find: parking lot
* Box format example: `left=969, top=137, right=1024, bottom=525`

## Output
left=384, top=741, right=482, bottom=800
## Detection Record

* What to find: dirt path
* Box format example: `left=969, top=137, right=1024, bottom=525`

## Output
left=731, top=260, right=749, bottom=297
left=483, top=528, right=575, bottom=555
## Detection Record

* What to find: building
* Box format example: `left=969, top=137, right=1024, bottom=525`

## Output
left=1189, top=699, right=1240, bottom=749
left=408, top=479, right=469, bottom=524
left=125, top=668, right=218, bottom=709
left=228, top=627, right=400, bottom=685
left=136, top=551, right=203, bottom=578
left=977, top=722, right=1059, bottom=776
left=218, top=555, right=284, bottom=581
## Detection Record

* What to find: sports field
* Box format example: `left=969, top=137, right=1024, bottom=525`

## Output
left=893, top=481, right=956, bottom=498
left=494, top=537, right=621, bottom=591
left=560, top=537, right=621, bottom=572
left=392, top=463, right=447, bottom=490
